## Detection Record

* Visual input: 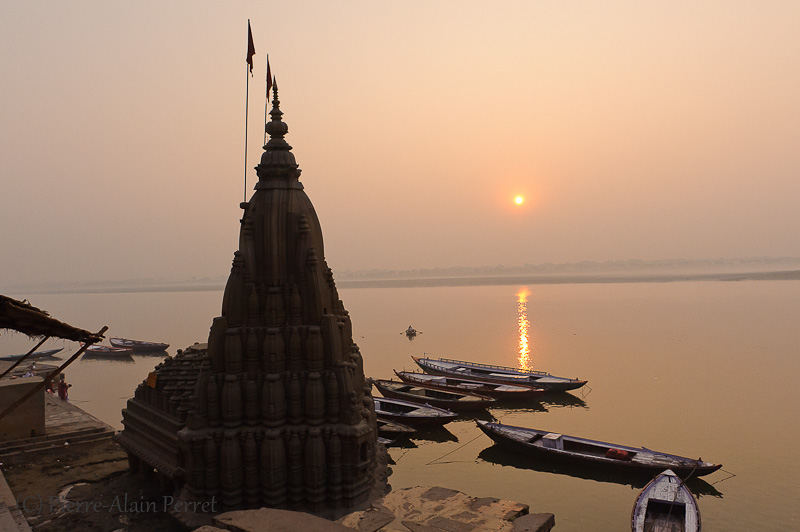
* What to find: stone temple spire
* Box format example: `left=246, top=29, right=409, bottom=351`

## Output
left=116, top=84, right=378, bottom=521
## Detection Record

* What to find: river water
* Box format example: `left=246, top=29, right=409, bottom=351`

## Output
left=3, top=279, right=798, bottom=531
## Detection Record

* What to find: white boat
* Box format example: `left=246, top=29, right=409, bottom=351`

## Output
left=414, top=356, right=587, bottom=392
left=631, top=469, right=701, bottom=532
left=85, top=345, right=134, bottom=355
left=110, top=337, right=169, bottom=351
left=0, top=348, right=63, bottom=361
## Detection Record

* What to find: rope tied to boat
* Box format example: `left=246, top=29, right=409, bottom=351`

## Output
left=710, top=468, right=736, bottom=486
left=425, top=432, right=485, bottom=466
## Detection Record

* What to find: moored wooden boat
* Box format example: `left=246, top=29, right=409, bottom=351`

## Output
left=631, top=469, right=701, bottom=532
left=373, top=378, right=495, bottom=411
left=85, top=345, right=134, bottom=355
left=394, top=370, right=545, bottom=400
left=376, top=418, right=417, bottom=438
left=373, top=396, right=457, bottom=427
left=414, top=356, right=587, bottom=392
left=477, top=421, right=721, bottom=477
left=0, top=347, right=63, bottom=361
left=110, top=337, right=169, bottom=351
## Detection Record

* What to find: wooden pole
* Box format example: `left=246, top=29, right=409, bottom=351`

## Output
left=0, top=336, right=49, bottom=380
left=0, top=326, right=108, bottom=422
left=244, top=59, right=250, bottom=204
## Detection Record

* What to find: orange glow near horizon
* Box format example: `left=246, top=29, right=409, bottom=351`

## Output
left=517, top=288, right=532, bottom=370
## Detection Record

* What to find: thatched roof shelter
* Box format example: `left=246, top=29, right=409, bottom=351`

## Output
left=0, top=294, right=103, bottom=343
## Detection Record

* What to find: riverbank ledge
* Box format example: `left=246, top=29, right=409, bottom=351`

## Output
left=202, top=486, right=554, bottom=532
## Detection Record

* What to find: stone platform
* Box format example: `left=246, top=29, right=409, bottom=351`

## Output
left=200, top=487, right=555, bottom=532
left=0, top=394, right=114, bottom=457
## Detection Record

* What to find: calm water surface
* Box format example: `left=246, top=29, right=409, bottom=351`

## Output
left=3, top=280, right=798, bottom=531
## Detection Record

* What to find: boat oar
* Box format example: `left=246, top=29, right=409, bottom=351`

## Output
left=0, top=326, right=107, bottom=423
left=0, top=336, right=50, bottom=380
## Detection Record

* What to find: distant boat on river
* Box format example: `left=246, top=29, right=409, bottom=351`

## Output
left=631, top=469, right=701, bottom=532
left=477, top=421, right=721, bottom=478
left=0, top=347, right=63, bottom=361
left=413, top=356, right=587, bottom=392
left=85, top=345, right=134, bottom=356
left=110, top=337, right=169, bottom=351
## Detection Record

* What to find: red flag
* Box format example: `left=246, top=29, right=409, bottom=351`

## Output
left=266, top=55, right=273, bottom=95
left=246, top=21, right=255, bottom=75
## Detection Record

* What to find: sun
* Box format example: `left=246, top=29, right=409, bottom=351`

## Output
left=514, top=195, right=524, bottom=205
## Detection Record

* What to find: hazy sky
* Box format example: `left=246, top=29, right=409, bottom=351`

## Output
left=2, top=2, right=799, bottom=288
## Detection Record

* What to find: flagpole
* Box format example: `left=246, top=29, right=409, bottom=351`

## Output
left=244, top=60, right=249, bottom=204
left=264, top=55, right=273, bottom=145
left=244, top=19, right=255, bottom=205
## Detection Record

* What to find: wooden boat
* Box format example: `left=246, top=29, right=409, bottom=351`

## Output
left=110, top=337, right=169, bottom=351
left=477, top=421, right=721, bottom=477
left=85, top=345, right=134, bottom=355
left=404, top=325, right=417, bottom=337
left=373, top=378, right=495, bottom=411
left=394, top=370, right=545, bottom=400
left=376, top=418, right=417, bottom=438
left=631, top=469, right=701, bottom=532
left=373, top=397, right=457, bottom=427
left=0, top=347, right=63, bottom=361
left=413, top=356, right=587, bottom=392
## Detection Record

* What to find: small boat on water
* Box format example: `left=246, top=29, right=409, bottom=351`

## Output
left=373, top=378, right=495, bottom=411
left=404, top=325, right=417, bottom=337
left=110, top=337, right=169, bottom=351
left=414, top=356, right=587, bottom=392
left=0, top=348, right=63, bottom=361
left=477, top=421, right=721, bottom=477
left=376, top=418, right=417, bottom=438
left=632, top=469, right=701, bottom=532
left=373, top=396, right=457, bottom=427
left=85, top=345, right=134, bottom=355
left=394, top=370, right=545, bottom=400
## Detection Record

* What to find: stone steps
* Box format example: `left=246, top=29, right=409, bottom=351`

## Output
left=0, top=426, right=115, bottom=457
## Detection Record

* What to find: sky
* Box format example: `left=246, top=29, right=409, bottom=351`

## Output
left=2, top=2, right=800, bottom=289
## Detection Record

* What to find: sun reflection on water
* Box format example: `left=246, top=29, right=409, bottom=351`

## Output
left=517, top=288, right=531, bottom=370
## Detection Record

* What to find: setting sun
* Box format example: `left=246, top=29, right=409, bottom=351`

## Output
left=514, top=195, right=524, bottom=205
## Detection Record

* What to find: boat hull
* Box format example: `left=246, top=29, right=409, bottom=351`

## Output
left=376, top=419, right=417, bottom=437
left=85, top=345, right=134, bottom=356
left=414, top=356, right=587, bottom=392
left=394, top=370, right=544, bottom=400
left=110, top=338, right=169, bottom=351
left=373, top=379, right=495, bottom=411
left=631, top=469, right=701, bottom=532
left=477, top=421, right=721, bottom=478
left=0, top=348, right=64, bottom=361
left=373, top=397, right=457, bottom=427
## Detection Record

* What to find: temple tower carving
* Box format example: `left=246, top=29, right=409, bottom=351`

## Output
left=116, top=84, right=378, bottom=518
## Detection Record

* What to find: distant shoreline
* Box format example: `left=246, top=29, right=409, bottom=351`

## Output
left=337, top=269, right=800, bottom=289
left=6, top=269, right=800, bottom=296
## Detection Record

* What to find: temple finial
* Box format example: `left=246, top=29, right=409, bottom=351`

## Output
left=264, top=77, right=290, bottom=150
